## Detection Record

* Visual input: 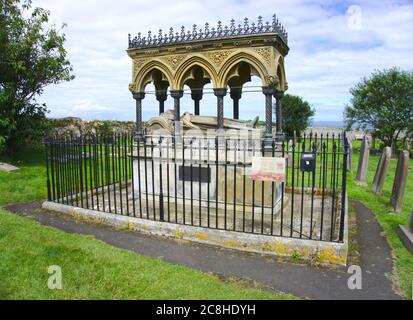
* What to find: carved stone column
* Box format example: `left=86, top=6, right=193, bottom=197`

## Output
left=274, top=90, right=285, bottom=141
left=214, top=88, right=227, bottom=130
left=262, top=86, right=276, bottom=140
left=191, top=89, right=203, bottom=116
left=170, top=90, right=184, bottom=137
left=230, top=88, right=242, bottom=120
left=132, top=92, right=145, bottom=140
left=156, top=90, right=168, bottom=115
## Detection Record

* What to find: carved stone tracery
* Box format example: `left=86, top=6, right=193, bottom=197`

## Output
left=254, top=48, right=272, bottom=66
left=204, top=50, right=233, bottom=67
left=133, top=58, right=148, bottom=77
left=162, top=55, right=187, bottom=70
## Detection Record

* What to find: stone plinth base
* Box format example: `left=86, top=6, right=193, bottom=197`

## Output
left=42, top=201, right=348, bottom=266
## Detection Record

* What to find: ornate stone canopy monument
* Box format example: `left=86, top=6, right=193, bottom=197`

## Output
left=126, top=15, right=290, bottom=225
left=127, top=15, right=289, bottom=140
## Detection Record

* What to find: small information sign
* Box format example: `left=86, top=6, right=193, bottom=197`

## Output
left=251, top=157, right=286, bottom=182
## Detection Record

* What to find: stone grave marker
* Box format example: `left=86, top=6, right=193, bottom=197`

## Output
left=404, top=139, right=411, bottom=151
left=390, top=150, right=409, bottom=213
left=371, top=147, right=391, bottom=195
left=347, top=140, right=353, bottom=172
left=355, top=136, right=370, bottom=185
left=0, top=162, right=20, bottom=173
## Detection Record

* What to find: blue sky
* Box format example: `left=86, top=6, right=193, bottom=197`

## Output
left=35, top=0, right=413, bottom=122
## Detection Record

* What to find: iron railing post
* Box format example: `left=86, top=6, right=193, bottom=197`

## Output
left=44, top=137, right=52, bottom=201
left=159, top=137, right=165, bottom=222
left=339, top=133, right=349, bottom=242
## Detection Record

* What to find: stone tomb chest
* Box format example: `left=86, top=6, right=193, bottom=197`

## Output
left=132, top=112, right=283, bottom=217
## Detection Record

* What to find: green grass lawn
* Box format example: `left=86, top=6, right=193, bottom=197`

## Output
left=0, top=147, right=294, bottom=300
left=348, top=143, right=413, bottom=299
left=0, top=208, right=295, bottom=299
left=0, top=147, right=47, bottom=206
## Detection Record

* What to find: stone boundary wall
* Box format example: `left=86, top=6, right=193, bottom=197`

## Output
left=42, top=198, right=348, bottom=266
left=48, top=118, right=136, bottom=136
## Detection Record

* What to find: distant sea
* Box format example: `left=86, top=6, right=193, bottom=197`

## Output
left=311, top=121, right=345, bottom=129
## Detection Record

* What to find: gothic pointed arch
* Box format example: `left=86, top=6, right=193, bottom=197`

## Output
left=131, top=60, right=173, bottom=92
left=219, top=52, right=274, bottom=88
left=174, top=55, right=218, bottom=90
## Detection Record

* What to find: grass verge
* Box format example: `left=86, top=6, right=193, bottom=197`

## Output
left=348, top=144, right=413, bottom=299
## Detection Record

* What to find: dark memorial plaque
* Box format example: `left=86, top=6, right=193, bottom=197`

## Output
left=179, top=166, right=211, bottom=183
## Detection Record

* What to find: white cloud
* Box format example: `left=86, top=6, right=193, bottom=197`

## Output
left=33, top=0, right=413, bottom=122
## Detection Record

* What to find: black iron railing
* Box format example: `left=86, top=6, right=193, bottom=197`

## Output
left=45, top=133, right=348, bottom=242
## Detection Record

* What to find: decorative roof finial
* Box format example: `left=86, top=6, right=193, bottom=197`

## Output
left=217, top=20, right=222, bottom=33
left=258, top=15, right=263, bottom=28
left=230, top=19, right=235, bottom=28
left=244, top=17, right=249, bottom=30
left=205, top=22, right=210, bottom=34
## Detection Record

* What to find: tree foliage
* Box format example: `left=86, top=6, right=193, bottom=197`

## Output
left=344, top=68, right=413, bottom=148
left=0, top=0, right=74, bottom=153
left=281, top=94, right=315, bottom=140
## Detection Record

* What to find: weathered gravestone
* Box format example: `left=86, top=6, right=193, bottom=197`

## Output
left=390, top=150, right=409, bottom=213
left=371, top=147, right=391, bottom=195
left=397, top=212, right=413, bottom=254
left=0, top=162, right=20, bottom=173
left=404, top=139, right=411, bottom=152
left=347, top=140, right=353, bottom=173
left=287, top=139, right=294, bottom=167
left=355, top=136, right=370, bottom=185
